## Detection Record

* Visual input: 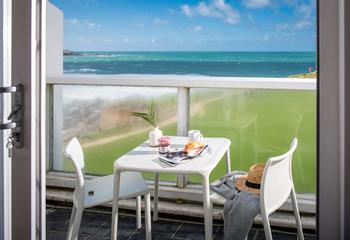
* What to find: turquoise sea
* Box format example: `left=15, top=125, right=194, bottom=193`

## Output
left=64, top=51, right=316, bottom=77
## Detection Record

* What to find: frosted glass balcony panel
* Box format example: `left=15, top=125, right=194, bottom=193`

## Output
left=189, top=88, right=316, bottom=193
left=55, top=85, right=177, bottom=182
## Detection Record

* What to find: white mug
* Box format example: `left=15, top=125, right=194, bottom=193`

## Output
left=188, top=130, right=203, bottom=142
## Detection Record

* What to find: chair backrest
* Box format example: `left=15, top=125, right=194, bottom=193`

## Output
left=64, top=138, right=85, bottom=203
left=260, top=138, right=298, bottom=216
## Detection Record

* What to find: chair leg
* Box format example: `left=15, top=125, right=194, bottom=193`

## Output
left=291, top=188, right=304, bottom=240
left=69, top=205, right=83, bottom=240
left=136, top=196, right=142, bottom=229
left=202, top=176, right=212, bottom=240
left=112, top=171, right=121, bottom=240
left=261, top=211, right=273, bottom=240
left=66, top=205, right=77, bottom=240
left=153, top=173, right=160, bottom=221
left=144, top=192, right=152, bottom=240
left=207, top=196, right=214, bottom=239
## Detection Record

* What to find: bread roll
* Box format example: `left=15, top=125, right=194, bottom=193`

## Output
left=184, top=141, right=205, bottom=153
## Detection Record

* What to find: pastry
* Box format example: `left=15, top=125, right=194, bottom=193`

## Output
left=184, top=141, right=205, bottom=153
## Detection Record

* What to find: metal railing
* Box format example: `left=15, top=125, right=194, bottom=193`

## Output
left=47, top=74, right=316, bottom=90
left=46, top=74, right=316, bottom=205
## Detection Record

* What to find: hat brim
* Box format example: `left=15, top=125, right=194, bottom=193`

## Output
left=235, top=175, right=261, bottom=195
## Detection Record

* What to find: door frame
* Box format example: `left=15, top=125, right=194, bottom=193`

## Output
left=10, top=0, right=46, bottom=239
left=318, top=0, right=350, bottom=239
left=0, top=0, right=12, bottom=239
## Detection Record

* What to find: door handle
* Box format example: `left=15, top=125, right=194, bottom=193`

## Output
left=0, top=84, right=23, bottom=147
left=0, top=85, right=22, bottom=93
left=0, top=122, right=18, bottom=130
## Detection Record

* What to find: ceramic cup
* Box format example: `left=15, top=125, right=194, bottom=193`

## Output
left=188, top=130, right=203, bottom=142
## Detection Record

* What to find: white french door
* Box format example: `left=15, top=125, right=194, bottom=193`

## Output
left=0, top=0, right=46, bottom=239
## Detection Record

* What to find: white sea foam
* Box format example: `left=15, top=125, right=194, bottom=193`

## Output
left=64, top=68, right=98, bottom=73
left=79, top=68, right=97, bottom=72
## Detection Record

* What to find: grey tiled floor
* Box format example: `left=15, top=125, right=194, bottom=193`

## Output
left=46, top=206, right=316, bottom=240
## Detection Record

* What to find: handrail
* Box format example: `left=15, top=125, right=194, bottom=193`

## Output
left=47, top=74, right=316, bottom=189
left=47, top=74, right=316, bottom=90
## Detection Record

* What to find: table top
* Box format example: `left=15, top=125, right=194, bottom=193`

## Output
left=113, top=136, right=231, bottom=176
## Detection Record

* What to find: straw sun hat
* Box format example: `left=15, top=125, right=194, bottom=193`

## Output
left=235, top=163, right=266, bottom=194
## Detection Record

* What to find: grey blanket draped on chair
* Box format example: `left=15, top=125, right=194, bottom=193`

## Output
left=210, top=172, right=260, bottom=240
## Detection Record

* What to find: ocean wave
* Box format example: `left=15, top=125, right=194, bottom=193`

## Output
left=94, top=54, right=116, bottom=57
left=81, top=53, right=116, bottom=57
left=64, top=68, right=98, bottom=73
left=80, top=68, right=97, bottom=72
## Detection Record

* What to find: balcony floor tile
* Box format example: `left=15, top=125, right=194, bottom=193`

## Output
left=47, top=206, right=316, bottom=240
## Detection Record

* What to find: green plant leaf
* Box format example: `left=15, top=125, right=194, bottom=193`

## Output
left=149, top=101, right=156, bottom=126
left=129, top=102, right=158, bottom=127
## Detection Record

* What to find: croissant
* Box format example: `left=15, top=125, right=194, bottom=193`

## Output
left=184, top=141, right=205, bottom=153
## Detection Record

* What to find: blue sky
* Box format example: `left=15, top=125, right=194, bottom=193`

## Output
left=50, top=0, right=316, bottom=51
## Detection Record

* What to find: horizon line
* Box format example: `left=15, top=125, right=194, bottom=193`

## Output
left=65, top=50, right=317, bottom=53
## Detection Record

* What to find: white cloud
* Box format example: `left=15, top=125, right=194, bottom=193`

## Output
left=294, top=2, right=315, bottom=29
left=65, top=18, right=80, bottom=26
left=134, top=22, right=144, bottom=28
left=79, top=37, right=113, bottom=43
left=276, top=23, right=289, bottom=30
left=282, top=0, right=298, bottom=5
left=181, top=4, right=194, bottom=17
left=123, top=38, right=131, bottom=43
left=167, top=8, right=177, bottom=15
left=242, top=0, right=270, bottom=8
left=193, top=25, right=203, bottom=32
left=262, top=34, right=270, bottom=41
left=65, top=18, right=100, bottom=29
left=196, top=2, right=218, bottom=17
left=83, top=20, right=98, bottom=29
left=298, top=4, right=313, bottom=19
left=213, top=0, right=240, bottom=24
left=79, top=38, right=91, bottom=43
left=180, top=0, right=239, bottom=24
left=153, top=18, right=169, bottom=25
left=295, top=20, right=311, bottom=29
left=96, top=38, right=113, bottom=43
left=151, top=38, right=157, bottom=43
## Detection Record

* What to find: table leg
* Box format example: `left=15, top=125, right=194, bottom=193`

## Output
left=153, top=173, right=160, bottom=221
left=111, top=170, right=121, bottom=240
left=225, top=148, right=231, bottom=174
left=136, top=196, right=142, bottom=228
left=144, top=192, right=152, bottom=240
left=202, top=175, right=212, bottom=240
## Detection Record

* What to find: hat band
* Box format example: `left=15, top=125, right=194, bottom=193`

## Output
left=245, top=180, right=261, bottom=189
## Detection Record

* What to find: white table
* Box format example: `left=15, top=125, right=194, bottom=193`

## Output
left=112, top=136, right=231, bottom=240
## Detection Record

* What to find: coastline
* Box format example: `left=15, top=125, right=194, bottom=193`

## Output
left=63, top=51, right=316, bottom=77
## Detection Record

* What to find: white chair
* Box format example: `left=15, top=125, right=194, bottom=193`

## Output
left=64, top=138, right=152, bottom=240
left=260, top=138, right=304, bottom=240
left=209, top=138, right=304, bottom=240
